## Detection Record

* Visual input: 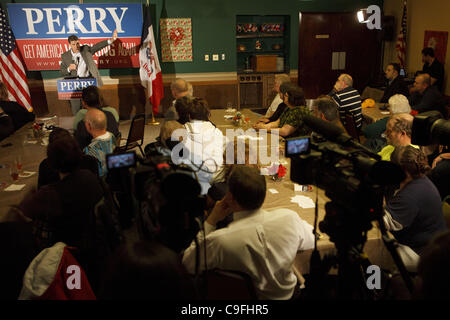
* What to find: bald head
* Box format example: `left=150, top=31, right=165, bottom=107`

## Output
left=170, top=79, right=190, bottom=99
left=85, top=108, right=106, bottom=135
left=413, top=73, right=431, bottom=94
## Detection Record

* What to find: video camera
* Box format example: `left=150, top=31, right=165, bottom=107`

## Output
left=411, top=110, right=450, bottom=146
left=106, top=150, right=206, bottom=253
left=285, top=115, right=404, bottom=247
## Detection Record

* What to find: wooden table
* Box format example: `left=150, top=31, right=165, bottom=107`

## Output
left=0, top=123, right=47, bottom=217
left=209, top=110, right=396, bottom=274
left=362, top=103, right=391, bottom=124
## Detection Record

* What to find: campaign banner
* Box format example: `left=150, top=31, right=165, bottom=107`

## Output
left=7, top=3, right=143, bottom=71
left=57, top=78, right=97, bottom=100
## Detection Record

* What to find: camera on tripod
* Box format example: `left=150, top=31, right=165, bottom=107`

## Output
left=285, top=123, right=404, bottom=246
left=106, top=150, right=206, bottom=253
left=284, top=115, right=408, bottom=299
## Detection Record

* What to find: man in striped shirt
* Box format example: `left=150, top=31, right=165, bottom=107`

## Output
left=329, top=74, right=363, bottom=130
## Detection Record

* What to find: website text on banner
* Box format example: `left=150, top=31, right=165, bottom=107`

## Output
left=7, top=3, right=143, bottom=71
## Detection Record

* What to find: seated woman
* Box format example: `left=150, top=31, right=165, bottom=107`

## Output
left=19, top=136, right=105, bottom=252
left=173, top=97, right=224, bottom=195
left=258, top=74, right=291, bottom=123
left=363, top=94, right=411, bottom=152
left=384, top=146, right=447, bottom=254
left=257, top=82, right=291, bottom=124
left=253, top=84, right=312, bottom=138
left=0, top=81, right=35, bottom=131
left=38, top=128, right=98, bottom=189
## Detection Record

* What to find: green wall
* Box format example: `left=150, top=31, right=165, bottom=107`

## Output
left=1, top=0, right=383, bottom=79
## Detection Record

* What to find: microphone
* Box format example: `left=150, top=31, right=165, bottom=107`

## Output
left=303, top=114, right=380, bottom=159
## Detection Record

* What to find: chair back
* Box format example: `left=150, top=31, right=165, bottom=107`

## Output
left=203, top=269, right=257, bottom=300
left=344, top=113, right=360, bottom=142
left=125, top=114, right=146, bottom=149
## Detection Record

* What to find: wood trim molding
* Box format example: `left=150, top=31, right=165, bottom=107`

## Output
left=28, top=71, right=297, bottom=89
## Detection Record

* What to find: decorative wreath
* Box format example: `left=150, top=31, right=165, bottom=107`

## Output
left=169, top=27, right=185, bottom=46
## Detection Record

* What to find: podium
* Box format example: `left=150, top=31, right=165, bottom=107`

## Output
left=57, top=78, right=97, bottom=100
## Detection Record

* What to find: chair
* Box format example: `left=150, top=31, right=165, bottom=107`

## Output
left=361, top=86, right=384, bottom=102
left=116, top=114, right=146, bottom=157
left=202, top=269, right=257, bottom=300
left=344, top=113, right=361, bottom=142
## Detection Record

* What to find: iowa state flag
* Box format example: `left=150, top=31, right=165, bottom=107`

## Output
left=139, top=4, right=163, bottom=115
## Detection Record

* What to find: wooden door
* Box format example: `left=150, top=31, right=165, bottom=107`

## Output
left=298, top=12, right=382, bottom=99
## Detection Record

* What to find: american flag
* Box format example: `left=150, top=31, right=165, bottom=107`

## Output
left=0, top=8, right=32, bottom=111
left=396, top=0, right=407, bottom=69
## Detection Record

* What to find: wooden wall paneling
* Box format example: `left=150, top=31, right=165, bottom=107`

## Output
left=28, top=79, right=239, bottom=118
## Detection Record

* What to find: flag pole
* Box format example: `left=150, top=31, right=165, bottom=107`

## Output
left=147, top=82, right=160, bottom=126
left=148, top=108, right=160, bottom=126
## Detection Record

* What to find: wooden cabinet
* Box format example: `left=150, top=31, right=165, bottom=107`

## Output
left=236, top=15, right=290, bottom=74
left=237, top=73, right=276, bottom=110
left=236, top=15, right=289, bottom=111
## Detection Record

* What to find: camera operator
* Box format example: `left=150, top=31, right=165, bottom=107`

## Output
left=383, top=146, right=447, bottom=255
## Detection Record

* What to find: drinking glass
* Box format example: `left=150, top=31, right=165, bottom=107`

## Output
left=10, top=165, right=19, bottom=181
left=16, top=156, right=23, bottom=173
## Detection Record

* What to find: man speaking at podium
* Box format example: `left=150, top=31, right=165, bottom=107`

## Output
left=60, top=30, right=118, bottom=115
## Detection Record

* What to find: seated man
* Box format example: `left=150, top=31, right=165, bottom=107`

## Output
left=83, top=108, right=117, bottom=177
left=378, top=113, right=417, bottom=161
left=253, top=85, right=312, bottom=138
left=363, top=94, right=411, bottom=152
left=421, top=47, right=445, bottom=92
left=380, top=63, right=409, bottom=103
left=164, top=78, right=192, bottom=122
left=409, top=73, right=447, bottom=114
left=328, top=73, right=363, bottom=131
left=74, top=86, right=120, bottom=150
left=313, top=97, right=346, bottom=132
left=72, top=88, right=119, bottom=130
left=263, top=73, right=291, bottom=119
left=182, top=165, right=315, bottom=300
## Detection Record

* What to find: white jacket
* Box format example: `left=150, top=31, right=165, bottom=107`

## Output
left=172, top=120, right=225, bottom=194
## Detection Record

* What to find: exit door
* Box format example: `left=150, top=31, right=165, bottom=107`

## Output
left=298, top=12, right=382, bottom=99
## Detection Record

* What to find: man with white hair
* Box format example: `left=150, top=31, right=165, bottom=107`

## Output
left=329, top=73, right=363, bottom=130
left=363, top=94, right=411, bottom=152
